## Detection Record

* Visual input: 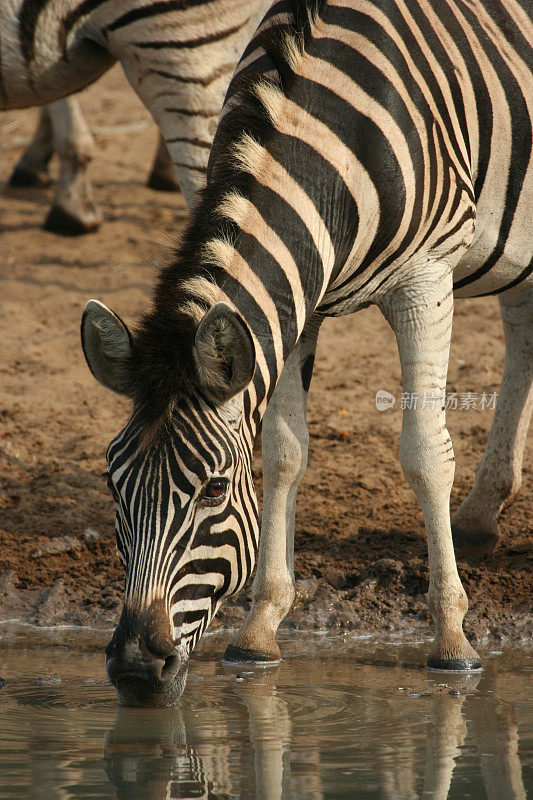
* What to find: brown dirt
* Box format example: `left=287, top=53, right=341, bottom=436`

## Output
left=1, top=67, right=531, bottom=645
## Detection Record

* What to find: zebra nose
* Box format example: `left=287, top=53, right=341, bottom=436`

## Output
left=106, top=632, right=180, bottom=682
left=105, top=601, right=183, bottom=704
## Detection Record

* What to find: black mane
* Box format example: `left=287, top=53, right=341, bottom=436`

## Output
left=127, top=0, right=327, bottom=435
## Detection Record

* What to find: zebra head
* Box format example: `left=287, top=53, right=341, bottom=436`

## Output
left=81, top=298, right=259, bottom=705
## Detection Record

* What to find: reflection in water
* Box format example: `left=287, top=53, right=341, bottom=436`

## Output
left=102, top=666, right=528, bottom=800
left=0, top=641, right=530, bottom=799
left=467, top=679, right=527, bottom=800
left=421, top=683, right=468, bottom=800
left=420, top=674, right=527, bottom=800
left=104, top=707, right=232, bottom=799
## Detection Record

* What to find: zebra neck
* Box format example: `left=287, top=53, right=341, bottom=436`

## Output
left=199, top=196, right=333, bottom=425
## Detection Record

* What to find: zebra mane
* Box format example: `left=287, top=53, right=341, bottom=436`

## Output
left=127, top=0, right=326, bottom=437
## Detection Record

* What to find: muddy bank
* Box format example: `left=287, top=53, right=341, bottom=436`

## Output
left=1, top=67, right=532, bottom=648
left=0, top=521, right=531, bottom=644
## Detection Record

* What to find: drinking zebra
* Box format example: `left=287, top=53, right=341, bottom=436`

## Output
left=8, top=97, right=179, bottom=234
left=1, top=0, right=271, bottom=231
left=81, top=0, right=532, bottom=705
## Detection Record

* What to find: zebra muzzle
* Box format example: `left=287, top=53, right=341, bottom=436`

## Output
left=105, top=600, right=187, bottom=706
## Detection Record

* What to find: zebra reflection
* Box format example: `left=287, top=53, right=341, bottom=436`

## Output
left=103, top=666, right=296, bottom=800
left=104, top=707, right=233, bottom=800
left=102, top=666, right=527, bottom=800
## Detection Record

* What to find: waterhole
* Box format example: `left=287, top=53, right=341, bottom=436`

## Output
left=0, top=629, right=531, bottom=799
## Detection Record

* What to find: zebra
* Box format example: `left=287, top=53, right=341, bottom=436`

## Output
left=1, top=0, right=272, bottom=231
left=81, top=0, right=532, bottom=705
left=8, top=97, right=180, bottom=234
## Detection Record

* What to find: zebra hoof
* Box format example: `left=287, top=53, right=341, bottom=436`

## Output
left=9, top=164, right=51, bottom=188
left=427, top=631, right=481, bottom=672
left=223, top=643, right=282, bottom=665
left=147, top=171, right=180, bottom=192
left=451, top=524, right=498, bottom=561
left=43, top=205, right=101, bottom=236
left=427, top=654, right=482, bottom=672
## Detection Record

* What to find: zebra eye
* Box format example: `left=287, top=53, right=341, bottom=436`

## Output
left=200, top=478, right=229, bottom=503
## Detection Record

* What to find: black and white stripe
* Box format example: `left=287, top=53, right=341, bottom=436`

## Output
left=83, top=0, right=532, bottom=672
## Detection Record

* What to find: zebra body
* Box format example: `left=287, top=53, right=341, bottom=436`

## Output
left=223, top=0, right=532, bottom=310
left=82, top=0, right=532, bottom=703
left=1, top=0, right=271, bottom=223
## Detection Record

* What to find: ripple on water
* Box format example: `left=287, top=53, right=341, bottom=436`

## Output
left=0, top=637, right=531, bottom=800
left=1, top=676, right=116, bottom=718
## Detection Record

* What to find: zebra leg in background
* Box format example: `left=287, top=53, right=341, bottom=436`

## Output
left=147, top=134, right=180, bottom=193
left=43, top=97, right=102, bottom=235
left=452, top=288, right=533, bottom=558
left=225, top=317, right=322, bottom=663
left=383, top=272, right=481, bottom=671
left=8, top=106, right=54, bottom=188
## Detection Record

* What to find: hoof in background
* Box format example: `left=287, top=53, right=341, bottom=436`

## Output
left=44, top=205, right=101, bottom=236
left=452, top=524, right=498, bottom=561
left=147, top=172, right=180, bottom=192
left=9, top=165, right=51, bottom=188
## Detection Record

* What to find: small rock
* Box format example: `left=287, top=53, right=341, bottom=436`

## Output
left=361, top=558, right=404, bottom=587
left=322, top=567, right=347, bottom=589
left=32, top=536, right=82, bottom=559
left=0, top=571, right=25, bottom=617
left=0, top=571, right=19, bottom=600
left=83, top=528, right=100, bottom=547
left=448, top=689, right=461, bottom=697
left=36, top=674, right=61, bottom=687
left=32, top=579, right=68, bottom=625
left=294, top=576, right=319, bottom=607
left=225, top=605, right=246, bottom=621
left=373, top=558, right=404, bottom=575
left=507, top=543, right=531, bottom=554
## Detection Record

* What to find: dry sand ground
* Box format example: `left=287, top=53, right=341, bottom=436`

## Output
left=0, top=67, right=531, bottom=646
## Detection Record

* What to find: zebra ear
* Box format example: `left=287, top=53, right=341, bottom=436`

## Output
left=194, top=302, right=256, bottom=401
left=81, top=299, right=133, bottom=396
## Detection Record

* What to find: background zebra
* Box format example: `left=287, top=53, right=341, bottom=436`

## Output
left=1, top=0, right=271, bottom=231
left=8, top=97, right=179, bottom=234
left=81, top=0, right=531, bottom=705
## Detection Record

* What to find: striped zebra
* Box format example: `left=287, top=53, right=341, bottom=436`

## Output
left=1, top=0, right=271, bottom=230
left=81, top=0, right=532, bottom=705
left=8, top=97, right=179, bottom=234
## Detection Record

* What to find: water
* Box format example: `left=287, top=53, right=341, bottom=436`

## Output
left=0, top=629, right=531, bottom=799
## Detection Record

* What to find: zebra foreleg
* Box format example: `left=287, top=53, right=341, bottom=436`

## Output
left=383, top=272, right=481, bottom=670
left=452, top=287, right=533, bottom=559
left=224, top=317, right=322, bottom=663
left=43, top=97, right=102, bottom=235
left=9, top=106, right=54, bottom=188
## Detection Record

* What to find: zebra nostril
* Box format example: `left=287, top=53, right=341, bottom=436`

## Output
left=144, top=636, right=181, bottom=682
left=161, top=652, right=180, bottom=681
